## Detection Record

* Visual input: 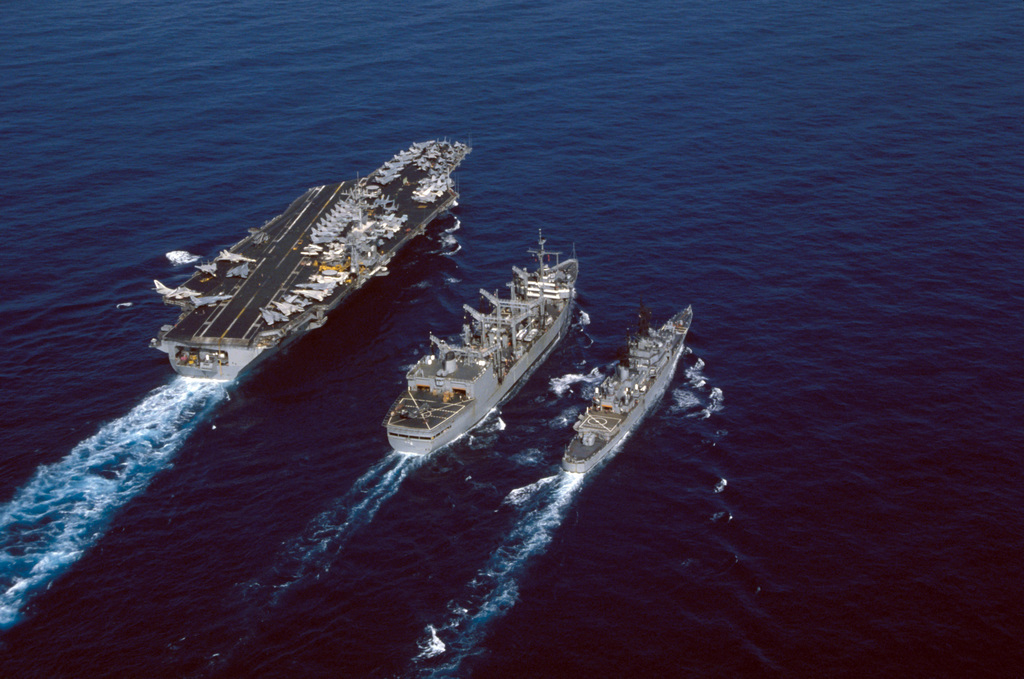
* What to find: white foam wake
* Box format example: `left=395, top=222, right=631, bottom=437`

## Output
left=548, top=405, right=583, bottom=430
left=414, top=472, right=584, bottom=676
left=671, top=355, right=725, bottom=419
left=705, top=387, right=725, bottom=418
left=465, top=409, right=505, bottom=449
left=671, top=388, right=702, bottom=412
left=439, top=233, right=461, bottom=257
left=415, top=624, right=446, bottom=660
left=210, top=452, right=427, bottom=673
left=687, top=358, right=707, bottom=389
left=548, top=366, right=602, bottom=398
left=257, top=452, right=424, bottom=605
left=165, top=250, right=200, bottom=266
left=0, top=378, right=225, bottom=628
left=500, top=475, right=554, bottom=508
left=509, top=447, right=544, bottom=469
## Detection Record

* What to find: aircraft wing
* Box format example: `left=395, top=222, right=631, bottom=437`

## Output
left=295, top=288, right=328, bottom=301
left=260, top=307, right=286, bottom=324
left=190, top=294, right=233, bottom=307
left=226, top=262, right=250, bottom=278
left=216, top=250, right=257, bottom=263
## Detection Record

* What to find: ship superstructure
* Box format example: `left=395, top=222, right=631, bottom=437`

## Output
left=562, top=305, right=692, bottom=473
left=384, top=233, right=578, bottom=454
left=150, top=140, right=470, bottom=380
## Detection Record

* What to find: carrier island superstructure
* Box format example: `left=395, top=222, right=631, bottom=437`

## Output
left=384, top=234, right=578, bottom=454
left=150, top=140, right=470, bottom=380
left=562, top=305, right=692, bottom=473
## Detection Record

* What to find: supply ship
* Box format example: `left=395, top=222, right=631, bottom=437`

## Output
left=150, top=140, right=470, bottom=380
left=384, top=233, right=578, bottom=454
left=562, top=304, right=692, bottom=473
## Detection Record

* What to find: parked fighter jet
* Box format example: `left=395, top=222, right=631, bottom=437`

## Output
left=295, top=288, right=328, bottom=301
left=189, top=294, right=233, bottom=307
left=216, top=250, right=256, bottom=263
left=274, top=300, right=303, bottom=316
left=260, top=307, right=288, bottom=325
left=153, top=279, right=175, bottom=296
left=153, top=280, right=201, bottom=300
left=226, top=262, right=250, bottom=278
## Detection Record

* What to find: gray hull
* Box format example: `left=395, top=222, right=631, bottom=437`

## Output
left=388, top=299, right=573, bottom=454
left=562, top=307, right=691, bottom=473
left=384, top=236, right=578, bottom=454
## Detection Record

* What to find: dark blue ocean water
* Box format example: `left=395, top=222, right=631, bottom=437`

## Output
left=1, top=1, right=1022, bottom=677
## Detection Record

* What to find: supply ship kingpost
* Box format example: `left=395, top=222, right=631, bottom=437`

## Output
left=151, top=140, right=470, bottom=380
left=384, top=233, right=578, bottom=454
left=562, top=304, right=692, bottom=473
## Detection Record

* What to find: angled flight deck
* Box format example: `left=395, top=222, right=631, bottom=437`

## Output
left=151, top=140, right=470, bottom=380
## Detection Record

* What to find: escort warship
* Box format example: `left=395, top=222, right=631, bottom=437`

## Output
left=384, top=234, right=578, bottom=454
left=150, top=140, right=471, bottom=380
left=562, top=304, right=693, bottom=473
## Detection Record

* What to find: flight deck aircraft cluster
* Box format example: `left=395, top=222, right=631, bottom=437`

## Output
left=150, top=140, right=470, bottom=380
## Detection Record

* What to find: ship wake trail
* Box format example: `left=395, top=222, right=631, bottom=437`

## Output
left=216, top=454, right=423, bottom=671
left=412, top=472, right=585, bottom=677
left=213, top=453, right=426, bottom=673
left=255, top=452, right=425, bottom=606
left=0, top=378, right=225, bottom=628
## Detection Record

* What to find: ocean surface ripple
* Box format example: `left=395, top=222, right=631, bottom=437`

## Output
left=1, top=0, right=1022, bottom=677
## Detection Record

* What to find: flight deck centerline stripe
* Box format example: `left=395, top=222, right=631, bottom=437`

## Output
left=220, top=306, right=249, bottom=340
left=218, top=183, right=339, bottom=339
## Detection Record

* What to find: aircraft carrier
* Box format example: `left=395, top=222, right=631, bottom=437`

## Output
left=384, top=233, right=578, bottom=454
left=151, top=140, right=470, bottom=380
left=562, top=304, right=692, bottom=473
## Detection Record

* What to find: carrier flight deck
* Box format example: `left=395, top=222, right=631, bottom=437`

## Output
left=151, top=140, right=470, bottom=380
